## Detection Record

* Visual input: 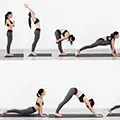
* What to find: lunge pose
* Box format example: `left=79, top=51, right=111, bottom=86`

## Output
left=55, top=29, right=75, bottom=56
left=77, top=31, right=120, bottom=57
left=5, top=12, right=15, bottom=56
left=24, top=4, right=41, bottom=56
left=54, top=87, right=101, bottom=117
left=109, top=105, right=120, bottom=113
left=2, top=89, right=47, bottom=117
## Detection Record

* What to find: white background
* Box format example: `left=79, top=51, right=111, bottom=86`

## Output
left=0, top=0, right=120, bottom=50
left=0, top=61, right=120, bottom=109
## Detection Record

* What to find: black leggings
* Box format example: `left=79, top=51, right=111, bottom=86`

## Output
left=7, top=107, right=36, bottom=115
left=32, top=29, right=41, bottom=52
left=80, top=38, right=111, bottom=51
left=56, top=88, right=77, bottom=113
left=111, top=105, right=120, bottom=111
left=7, top=30, right=13, bottom=54
left=55, top=30, right=63, bottom=53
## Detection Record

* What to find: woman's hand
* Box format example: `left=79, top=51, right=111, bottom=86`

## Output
left=56, top=40, right=59, bottom=43
left=95, top=114, right=103, bottom=118
left=24, top=4, right=28, bottom=8
left=112, top=53, right=117, bottom=57
left=41, top=114, right=47, bottom=117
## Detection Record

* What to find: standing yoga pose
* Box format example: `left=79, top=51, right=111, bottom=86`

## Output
left=109, top=105, right=120, bottom=113
left=2, top=89, right=47, bottom=117
left=54, top=87, right=101, bottom=117
left=24, top=4, right=41, bottom=56
left=55, top=29, right=75, bottom=56
left=5, top=12, right=15, bottom=56
left=77, top=31, right=120, bottom=57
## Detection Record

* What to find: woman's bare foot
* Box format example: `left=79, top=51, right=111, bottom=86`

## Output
left=54, top=113, right=62, bottom=117
left=77, top=50, right=81, bottom=55
left=2, top=109, right=7, bottom=116
left=31, top=52, right=37, bottom=56
left=108, top=109, right=112, bottom=113
left=60, top=52, right=67, bottom=56
left=7, top=53, right=13, bottom=56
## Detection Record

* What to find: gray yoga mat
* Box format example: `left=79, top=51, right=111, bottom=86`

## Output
left=0, top=114, right=48, bottom=117
left=107, top=113, right=120, bottom=117
left=76, top=53, right=119, bottom=57
left=5, top=54, right=24, bottom=58
left=59, top=53, right=75, bottom=57
left=49, top=114, right=102, bottom=118
left=28, top=53, right=52, bottom=57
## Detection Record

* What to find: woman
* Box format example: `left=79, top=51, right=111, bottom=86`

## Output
left=2, top=89, right=47, bottom=117
left=54, top=87, right=101, bottom=117
left=109, top=105, right=120, bottom=113
left=77, top=31, right=120, bottom=57
left=24, top=4, right=41, bottom=56
left=55, top=29, right=75, bottom=56
left=5, top=12, right=15, bottom=56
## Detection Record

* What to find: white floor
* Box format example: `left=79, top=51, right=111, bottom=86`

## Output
left=0, top=49, right=120, bottom=60
left=0, top=108, right=120, bottom=120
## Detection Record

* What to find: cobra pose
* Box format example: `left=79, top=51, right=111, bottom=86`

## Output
left=55, top=29, right=75, bottom=56
left=5, top=12, right=15, bottom=56
left=24, top=4, right=41, bottom=56
left=77, top=31, right=120, bottom=57
left=109, top=105, right=120, bottom=113
left=54, top=88, right=101, bottom=117
left=2, top=89, right=47, bottom=117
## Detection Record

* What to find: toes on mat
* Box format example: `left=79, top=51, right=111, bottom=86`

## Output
left=59, top=53, right=75, bottom=57
left=4, top=54, right=24, bottom=58
left=28, top=53, right=52, bottom=57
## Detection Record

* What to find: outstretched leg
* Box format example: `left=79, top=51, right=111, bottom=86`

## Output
left=109, top=105, right=120, bottom=113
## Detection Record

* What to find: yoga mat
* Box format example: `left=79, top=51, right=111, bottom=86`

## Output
left=0, top=114, right=46, bottom=117
left=49, top=114, right=102, bottom=118
left=76, top=53, right=120, bottom=57
left=107, top=113, right=120, bottom=117
left=28, top=53, right=52, bottom=57
left=5, top=54, right=24, bottom=58
left=59, top=53, right=75, bottom=57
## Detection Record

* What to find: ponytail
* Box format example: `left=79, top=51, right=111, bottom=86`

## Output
left=36, top=88, right=44, bottom=97
left=37, top=93, right=40, bottom=97
left=28, top=12, right=32, bottom=29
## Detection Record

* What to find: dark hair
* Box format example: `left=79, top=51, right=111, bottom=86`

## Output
left=69, top=35, right=75, bottom=45
left=37, top=89, right=44, bottom=97
left=5, top=11, right=12, bottom=25
left=111, top=31, right=119, bottom=39
left=28, top=12, right=32, bottom=29
left=89, top=98, right=95, bottom=107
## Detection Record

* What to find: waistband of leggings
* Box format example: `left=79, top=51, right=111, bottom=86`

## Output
left=35, top=28, right=41, bottom=31
left=32, top=107, right=36, bottom=112
left=7, top=30, right=13, bottom=32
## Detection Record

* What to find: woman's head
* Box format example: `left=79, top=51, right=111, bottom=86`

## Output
left=37, top=89, right=46, bottom=97
left=68, top=35, right=75, bottom=45
left=89, top=98, right=95, bottom=107
left=111, top=31, right=119, bottom=39
left=28, top=12, right=32, bottom=29
left=5, top=12, right=13, bottom=24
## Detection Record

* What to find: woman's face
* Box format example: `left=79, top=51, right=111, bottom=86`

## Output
left=8, top=14, right=13, bottom=19
left=42, top=90, right=46, bottom=96
left=115, top=34, right=119, bottom=39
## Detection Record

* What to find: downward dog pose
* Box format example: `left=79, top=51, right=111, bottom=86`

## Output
left=2, top=89, right=47, bottom=117
left=5, top=12, right=15, bottom=56
left=54, top=88, right=101, bottom=117
left=109, top=105, right=120, bottom=113
left=55, top=29, right=75, bottom=56
left=24, top=4, right=41, bottom=56
left=77, top=31, right=120, bottom=57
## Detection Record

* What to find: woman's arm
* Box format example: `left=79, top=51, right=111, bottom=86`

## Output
left=56, top=37, right=68, bottom=43
left=84, top=97, right=101, bottom=117
left=24, top=4, right=36, bottom=20
left=111, top=39, right=119, bottom=56
left=6, top=19, right=15, bottom=27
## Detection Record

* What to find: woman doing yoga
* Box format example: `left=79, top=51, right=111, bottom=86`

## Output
left=24, top=4, right=41, bottom=56
left=77, top=31, right=120, bottom=57
left=55, top=29, right=75, bottom=56
left=2, top=89, right=47, bottom=117
left=5, top=12, right=15, bottom=56
left=54, top=87, right=101, bottom=117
